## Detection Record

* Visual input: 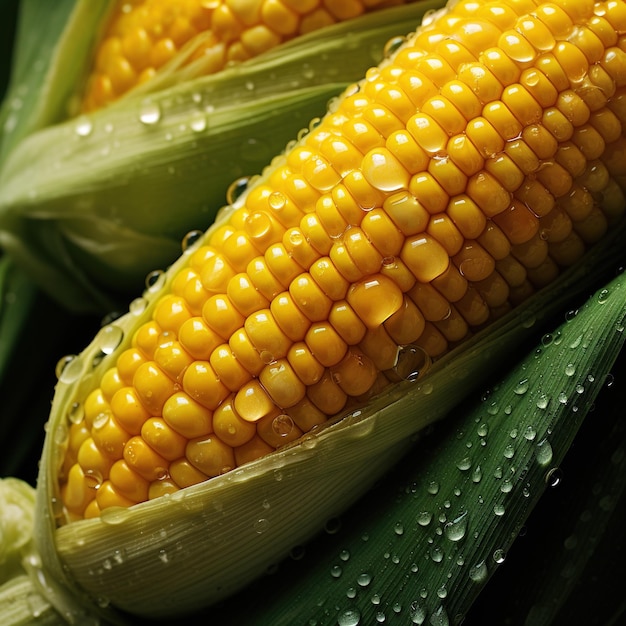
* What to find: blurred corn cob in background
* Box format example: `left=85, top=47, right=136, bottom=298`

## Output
left=0, top=0, right=426, bottom=312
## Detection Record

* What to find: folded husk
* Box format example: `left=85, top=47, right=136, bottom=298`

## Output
left=0, top=1, right=442, bottom=313
left=29, top=192, right=626, bottom=621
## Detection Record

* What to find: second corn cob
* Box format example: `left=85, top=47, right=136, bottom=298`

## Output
left=82, top=0, right=417, bottom=111
left=56, top=0, right=626, bottom=523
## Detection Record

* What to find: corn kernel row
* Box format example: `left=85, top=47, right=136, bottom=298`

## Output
left=60, top=0, right=626, bottom=521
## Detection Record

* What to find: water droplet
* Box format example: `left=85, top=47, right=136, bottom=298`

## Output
left=598, top=288, right=610, bottom=303
left=55, top=355, right=83, bottom=383
left=409, top=602, right=426, bottom=625
left=268, top=191, right=286, bottom=211
left=456, top=456, right=472, bottom=471
left=325, top=518, right=342, bottom=534
left=67, top=402, right=84, bottom=425
left=536, top=393, right=549, bottom=409
left=100, top=506, right=130, bottom=526
left=190, top=112, right=207, bottom=132
left=545, top=467, right=563, bottom=487
left=500, top=479, right=513, bottom=494
left=226, top=176, right=250, bottom=204
left=394, top=522, right=404, bottom=536
left=471, top=465, right=482, bottom=483
left=254, top=518, right=268, bottom=533
left=541, top=333, right=553, bottom=346
left=330, top=564, right=343, bottom=578
left=145, top=269, right=165, bottom=292
left=469, top=559, right=488, bottom=583
left=245, top=211, right=272, bottom=239
left=96, top=324, right=124, bottom=355
left=558, top=391, right=568, bottom=404
left=430, top=546, right=444, bottom=563
left=75, top=116, right=93, bottom=137
left=444, top=510, right=468, bottom=542
left=182, top=230, right=203, bottom=251
left=139, top=101, right=161, bottom=125
left=346, top=587, right=357, bottom=599
left=429, top=605, right=450, bottom=626
left=503, top=444, right=515, bottom=459
left=493, top=549, right=506, bottom=564
left=514, top=379, right=529, bottom=395
left=477, top=423, right=489, bottom=437
left=338, top=608, right=361, bottom=626
left=158, top=549, right=169, bottom=564
left=494, top=466, right=503, bottom=479
left=384, top=35, right=407, bottom=57
left=129, top=297, right=147, bottom=316
left=417, top=511, right=433, bottom=527
left=272, top=414, right=294, bottom=437
left=493, top=503, right=506, bottom=516
left=427, top=481, right=440, bottom=495
left=564, top=363, right=576, bottom=376
left=393, top=344, right=431, bottom=381
left=84, top=470, right=103, bottom=490
left=524, top=425, right=537, bottom=441
left=357, top=572, right=372, bottom=587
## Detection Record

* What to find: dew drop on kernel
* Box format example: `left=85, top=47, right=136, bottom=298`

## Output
left=272, top=414, right=294, bottom=437
left=268, top=191, right=286, bottom=211
left=393, top=344, right=431, bottom=381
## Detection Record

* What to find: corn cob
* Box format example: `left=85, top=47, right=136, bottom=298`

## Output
left=57, top=0, right=626, bottom=523
left=82, top=0, right=415, bottom=111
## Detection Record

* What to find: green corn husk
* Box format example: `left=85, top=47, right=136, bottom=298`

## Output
left=0, top=0, right=441, bottom=313
left=210, top=269, right=626, bottom=626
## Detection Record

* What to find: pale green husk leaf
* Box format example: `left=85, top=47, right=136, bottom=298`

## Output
left=0, top=1, right=442, bottom=313
left=24, top=202, right=626, bottom=623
